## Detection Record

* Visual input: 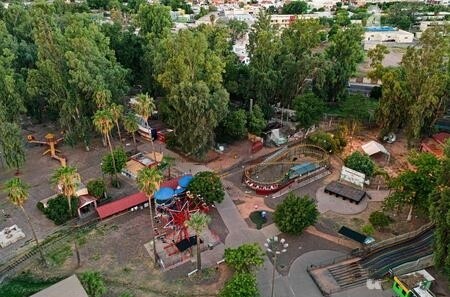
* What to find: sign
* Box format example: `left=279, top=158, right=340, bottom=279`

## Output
left=340, top=166, right=365, bottom=189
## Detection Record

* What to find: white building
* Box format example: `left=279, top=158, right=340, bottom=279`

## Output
left=364, top=26, right=414, bottom=49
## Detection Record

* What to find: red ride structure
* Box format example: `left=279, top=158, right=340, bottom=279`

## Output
left=156, top=191, right=209, bottom=256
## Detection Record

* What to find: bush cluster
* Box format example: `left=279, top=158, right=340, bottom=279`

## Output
left=369, top=211, right=391, bottom=229
left=38, top=195, right=78, bottom=225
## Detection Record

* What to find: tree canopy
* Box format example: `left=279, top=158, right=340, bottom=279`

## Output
left=274, top=193, right=319, bottom=234
left=187, top=171, right=225, bottom=204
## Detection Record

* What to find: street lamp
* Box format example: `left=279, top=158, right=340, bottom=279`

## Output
left=264, top=236, right=288, bottom=297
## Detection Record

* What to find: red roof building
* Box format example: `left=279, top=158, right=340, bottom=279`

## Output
left=96, top=177, right=181, bottom=220
left=421, top=132, right=450, bottom=158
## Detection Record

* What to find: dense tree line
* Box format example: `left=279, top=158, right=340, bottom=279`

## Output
left=1, top=1, right=447, bottom=162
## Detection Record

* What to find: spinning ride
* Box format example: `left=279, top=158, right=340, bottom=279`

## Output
left=154, top=177, right=209, bottom=256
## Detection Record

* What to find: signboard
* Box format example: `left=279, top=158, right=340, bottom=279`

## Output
left=340, top=166, right=365, bottom=189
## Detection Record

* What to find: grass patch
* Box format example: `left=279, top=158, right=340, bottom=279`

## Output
left=249, top=211, right=268, bottom=230
left=0, top=272, right=62, bottom=297
left=47, top=244, right=72, bottom=266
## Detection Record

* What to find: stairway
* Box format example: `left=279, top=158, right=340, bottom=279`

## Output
left=328, top=262, right=369, bottom=290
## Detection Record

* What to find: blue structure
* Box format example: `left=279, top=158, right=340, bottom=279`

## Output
left=154, top=187, right=175, bottom=205
left=365, top=26, right=396, bottom=32
left=288, top=162, right=319, bottom=179
left=178, top=175, right=193, bottom=188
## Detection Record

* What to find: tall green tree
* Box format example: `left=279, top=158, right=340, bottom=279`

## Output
left=278, top=20, right=323, bottom=106
left=367, top=44, right=389, bottom=81
left=186, top=212, right=211, bottom=271
left=27, top=12, right=128, bottom=146
left=136, top=167, right=163, bottom=266
left=247, top=104, right=267, bottom=136
left=50, top=165, right=81, bottom=214
left=341, top=94, right=373, bottom=136
left=0, top=20, right=26, bottom=123
left=93, top=109, right=118, bottom=182
left=132, top=93, right=158, bottom=159
left=282, top=1, right=308, bottom=14
left=123, top=112, right=139, bottom=151
left=377, top=27, right=449, bottom=142
left=3, top=178, right=46, bottom=264
left=247, top=10, right=280, bottom=110
left=430, top=140, right=450, bottom=279
left=313, top=25, right=364, bottom=102
left=227, top=19, right=248, bottom=42
left=384, top=152, right=440, bottom=220
left=136, top=3, right=173, bottom=38
left=216, top=108, right=248, bottom=143
left=108, top=103, right=124, bottom=142
left=164, top=82, right=228, bottom=157
left=293, top=92, right=325, bottom=129
left=0, top=122, right=26, bottom=172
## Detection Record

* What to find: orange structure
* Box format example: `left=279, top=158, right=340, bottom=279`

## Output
left=27, top=133, right=67, bottom=166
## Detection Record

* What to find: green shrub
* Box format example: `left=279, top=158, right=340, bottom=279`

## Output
left=187, top=171, right=224, bottom=204
left=101, top=148, right=127, bottom=178
left=361, top=224, right=375, bottom=236
left=87, top=179, right=106, bottom=199
left=0, top=273, right=62, bottom=297
left=273, top=193, right=319, bottom=235
left=369, top=211, right=391, bottom=229
left=224, top=243, right=265, bottom=273
left=345, top=151, right=375, bottom=178
left=307, top=131, right=346, bottom=153
left=219, top=272, right=259, bottom=297
left=43, top=195, right=78, bottom=225
left=79, top=271, right=107, bottom=297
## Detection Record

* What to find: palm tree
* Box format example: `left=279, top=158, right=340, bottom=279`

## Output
left=186, top=212, right=211, bottom=271
left=136, top=167, right=163, bottom=266
left=50, top=165, right=81, bottom=214
left=93, top=109, right=118, bottom=182
left=51, top=166, right=83, bottom=266
left=3, top=177, right=46, bottom=264
left=123, top=112, right=139, bottom=151
left=109, top=103, right=124, bottom=142
left=161, top=155, right=176, bottom=178
left=133, top=93, right=157, bottom=160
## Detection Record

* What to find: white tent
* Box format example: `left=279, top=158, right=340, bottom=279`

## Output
left=361, top=141, right=390, bottom=162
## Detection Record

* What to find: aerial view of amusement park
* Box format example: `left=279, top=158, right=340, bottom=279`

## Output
left=0, top=1, right=450, bottom=297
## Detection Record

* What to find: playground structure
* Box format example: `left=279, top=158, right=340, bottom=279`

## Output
left=27, top=133, right=67, bottom=166
left=243, top=144, right=330, bottom=195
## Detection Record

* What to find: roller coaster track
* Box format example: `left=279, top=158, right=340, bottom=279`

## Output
left=360, top=227, right=434, bottom=279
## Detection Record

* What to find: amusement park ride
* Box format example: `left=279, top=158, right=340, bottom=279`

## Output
left=27, top=133, right=67, bottom=166
left=153, top=176, right=210, bottom=258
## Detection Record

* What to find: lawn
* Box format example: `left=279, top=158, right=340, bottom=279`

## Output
left=0, top=273, right=62, bottom=297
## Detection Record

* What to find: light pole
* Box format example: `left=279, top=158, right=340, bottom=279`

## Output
left=265, top=236, right=288, bottom=297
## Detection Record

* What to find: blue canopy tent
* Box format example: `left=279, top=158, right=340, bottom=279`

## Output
left=174, top=187, right=185, bottom=196
left=154, top=187, right=174, bottom=205
left=178, top=175, right=193, bottom=188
